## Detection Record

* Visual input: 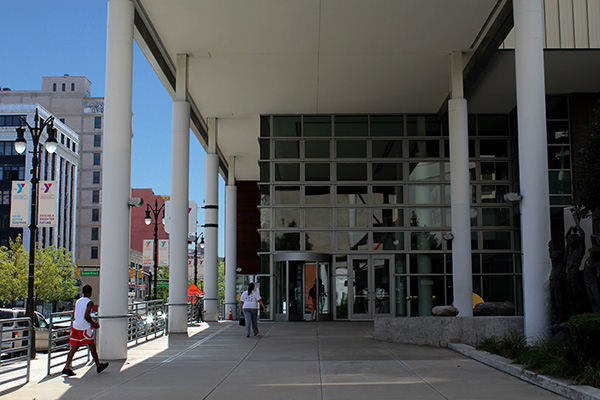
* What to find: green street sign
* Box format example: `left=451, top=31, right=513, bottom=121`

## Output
left=157, top=283, right=169, bottom=288
left=80, top=271, right=99, bottom=276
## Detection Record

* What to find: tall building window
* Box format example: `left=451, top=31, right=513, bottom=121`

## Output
left=71, top=83, right=75, bottom=91
left=92, top=208, right=99, bottom=221
left=52, top=83, right=57, bottom=92
left=0, top=190, right=10, bottom=205
left=0, top=165, right=25, bottom=180
left=94, top=116, right=101, bottom=129
left=92, top=190, right=100, bottom=203
left=93, top=153, right=101, bottom=165
left=91, top=227, right=99, bottom=241
left=91, top=246, right=98, bottom=259
left=0, top=142, right=19, bottom=156
left=94, top=135, right=101, bottom=147
left=0, top=115, right=26, bottom=127
left=61, top=83, right=66, bottom=91
left=59, top=118, right=65, bottom=123
left=93, top=171, right=100, bottom=184
left=260, top=114, right=520, bottom=319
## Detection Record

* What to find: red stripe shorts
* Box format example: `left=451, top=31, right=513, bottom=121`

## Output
left=69, top=327, right=95, bottom=346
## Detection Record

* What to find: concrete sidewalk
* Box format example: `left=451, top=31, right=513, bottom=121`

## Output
left=0, top=321, right=565, bottom=400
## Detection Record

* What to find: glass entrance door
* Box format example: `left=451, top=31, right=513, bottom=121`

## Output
left=288, top=261, right=304, bottom=321
left=274, top=254, right=331, bottom=321
left=349, top=255, right=393, bottom=319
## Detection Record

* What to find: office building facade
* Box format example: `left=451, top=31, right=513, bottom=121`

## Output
left=0, top=76, right=104, bottom=270
left=0, top=104, right=79, bottom=255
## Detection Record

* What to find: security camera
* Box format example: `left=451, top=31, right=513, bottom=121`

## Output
left=503, top=192, right=523, bottom=203
left=128, top=197, right=144, bottom=207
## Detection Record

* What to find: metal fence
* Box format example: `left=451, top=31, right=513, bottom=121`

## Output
left=187, top=299, right=204, bottom=323
left=0, top=317, right=31, bottom=384
left=46, top=311, right=89, bottom=376
left=127, top=300, right=166, bottom=344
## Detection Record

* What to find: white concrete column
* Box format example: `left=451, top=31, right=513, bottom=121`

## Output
left=225, top=156, right=237, bottom=319
left=98, top=0, right=134, bottom=360
left=449, top=51, right=473, bottom=317
left=514, top=0, right=551, bottom=341
left=168, top=55, right=191, bottom=333
left=204, top=118, right=220, bottom=321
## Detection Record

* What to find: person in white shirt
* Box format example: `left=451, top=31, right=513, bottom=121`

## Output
left=62, top=285, right=108, bottom=376
left=240, top=283, right=267, bottom=337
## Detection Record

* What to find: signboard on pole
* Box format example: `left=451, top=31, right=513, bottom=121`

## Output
left=188, top=200, right=197, bottom=235
left=143, top=240, right=154, bottom=267
left=38, top=181, right=58, bottom=227
left=158, top=239, right=169, bottom=266
left=10, top=181, right=30, bottom=227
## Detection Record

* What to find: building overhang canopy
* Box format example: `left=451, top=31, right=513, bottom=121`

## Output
left=133, top=0, right=506, bottom=179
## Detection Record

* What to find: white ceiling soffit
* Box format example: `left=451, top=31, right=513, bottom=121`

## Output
left=135, top=0, right=502, bottom=180
left=467, top=50, right=600, bottom=114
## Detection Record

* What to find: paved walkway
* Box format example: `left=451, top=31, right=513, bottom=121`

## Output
left=1, top=321, right=565, bottom=400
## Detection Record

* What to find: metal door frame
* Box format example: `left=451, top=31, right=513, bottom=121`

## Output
left=348, top=254, right=394, bottom=320
left=274, top=252, right=331, bottom=321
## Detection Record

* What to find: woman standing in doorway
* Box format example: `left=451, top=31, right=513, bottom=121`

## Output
left=240, top=283, right=267, bottom=337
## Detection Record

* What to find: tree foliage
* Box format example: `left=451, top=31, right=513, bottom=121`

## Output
left=156, top=265, right=169, bottom=300
left=573, top=105, right=600, bottom=219
left=35, top=245, right=78, bottom=302
left=217, top=260, right=225, bottom=304
left=0, top=238, right=78, bottom=306
left=0, top=236, right=28, bottom=306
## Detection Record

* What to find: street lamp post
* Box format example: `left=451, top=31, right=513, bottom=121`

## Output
left=14, top=109, right=58, bottom=357
left=189, top=233, right=204, bottom=286
left=145, top=199, right=165, bottom=300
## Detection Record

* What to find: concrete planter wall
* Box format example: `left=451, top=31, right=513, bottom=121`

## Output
left=374, top=316, right=524, bottom=347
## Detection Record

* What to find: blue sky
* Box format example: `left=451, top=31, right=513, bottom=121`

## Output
left=1, top=0, right=225, bottom=255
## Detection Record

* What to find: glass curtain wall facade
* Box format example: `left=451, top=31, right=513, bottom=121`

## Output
left=259, top=114, right=522, bottom=319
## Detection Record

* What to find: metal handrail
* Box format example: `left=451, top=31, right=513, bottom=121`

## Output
left=0, top=317, right=31, bottom=383
left=47, top=311, right=89, bottom=375
left=187, top=299, right=204, bottom=323
left=127, top=300, right=166, bottom=344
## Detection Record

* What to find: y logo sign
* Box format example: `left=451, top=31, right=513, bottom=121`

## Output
left=16, top=183, right=25, bottom=193
left=43, top=183, right=53, bottom=193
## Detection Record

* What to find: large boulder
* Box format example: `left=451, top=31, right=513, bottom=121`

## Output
left=473, top=302, right=515, bottom=316
left=432, top=305, right=459, bottom=317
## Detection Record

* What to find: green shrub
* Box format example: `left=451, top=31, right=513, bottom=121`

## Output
left=574, top=361, right=600, bottom=388
left=477, top=331, right=528, bottom=361
left=517, top=340, right=578, bottom=379
left=569, top=313, right=600, bottom=365
left=477, top=328, right=599, bottom=389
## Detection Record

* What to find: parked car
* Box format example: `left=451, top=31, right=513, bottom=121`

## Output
left=0, top=308, right=70, bottom=354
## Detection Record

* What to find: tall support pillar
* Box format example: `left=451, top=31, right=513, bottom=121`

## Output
left=169, top=54, right=191, bottom=333
left=449, top=52, right=473, bottom=317
left=98, top=0, right=134, bottom=360
left=514, top=0, right=551, bottom=341
left=204, top=118, right=219, bottom=321
left=225, top=156, right=237, bottom=319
